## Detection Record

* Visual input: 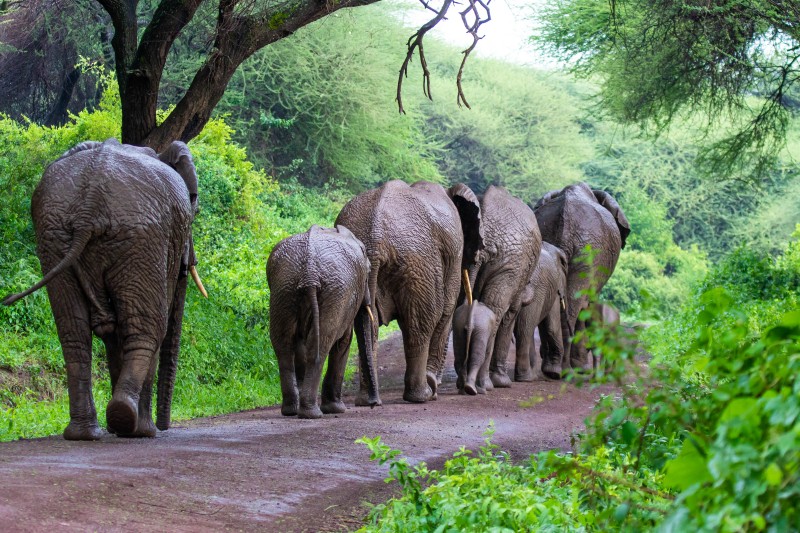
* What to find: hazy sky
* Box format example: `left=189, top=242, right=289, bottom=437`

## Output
left=394, top=0, right=561, bottom=69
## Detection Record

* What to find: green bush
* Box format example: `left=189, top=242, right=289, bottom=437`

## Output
left=360, top=230, right=800, bottom=531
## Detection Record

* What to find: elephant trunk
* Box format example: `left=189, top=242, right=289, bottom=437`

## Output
left=156, top=275, right=187, bottom=431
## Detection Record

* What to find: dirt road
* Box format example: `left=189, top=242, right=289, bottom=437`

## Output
left=0, top=333, right=606, bottom=532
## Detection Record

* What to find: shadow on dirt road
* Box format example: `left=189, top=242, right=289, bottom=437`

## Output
left=0, top=333, right=608, bottom=532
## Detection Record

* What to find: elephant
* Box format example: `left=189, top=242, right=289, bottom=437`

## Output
left=2, top=138, right=206, bottom=440
left=267, top=224, right=377, bottom=419
left=335, top=180, right=483, bottom=405
left=452, top=185, right=541, bottom=394
left=513, top=241, right=570, bottom=381
left=533, top=182, right=630, bottom=371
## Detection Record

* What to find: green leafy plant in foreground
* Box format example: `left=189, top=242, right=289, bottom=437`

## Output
left=357, top=234, right=800, bottom=531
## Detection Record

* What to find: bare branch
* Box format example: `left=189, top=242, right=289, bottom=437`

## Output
left=456, top=0, right=490, bottom=108
left=397, top=0, right=453, bottom=114
left=397, top=0, right=491, bottom=113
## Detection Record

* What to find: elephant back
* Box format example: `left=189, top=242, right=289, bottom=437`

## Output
left=473, top=186, right=540, bottom=312
left=34, top=140, right=193, bottom=240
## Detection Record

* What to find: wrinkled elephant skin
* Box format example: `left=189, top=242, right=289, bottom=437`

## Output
left=2, top=138, right=200, bottom=440
left=335, top=181, right=483, bottom=405
left=454, top=186, right=541, bottom=391
left=514, top=242, right=570, bottom=381
left=533, top=182, right=629, bottom=370
left=267, top=225, right=377, bottom=419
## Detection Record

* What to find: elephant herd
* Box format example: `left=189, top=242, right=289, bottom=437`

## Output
left=2, top=139, right=629, bottom=440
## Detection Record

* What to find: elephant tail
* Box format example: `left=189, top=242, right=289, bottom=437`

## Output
left=2, top=229, right=92, bottom=306
left=307, top=285, right=321, bottom=365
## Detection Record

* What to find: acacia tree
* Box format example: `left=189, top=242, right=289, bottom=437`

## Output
left=86, top=0, right=491, bottom=151
left=536, top=0, right=800, bottom=179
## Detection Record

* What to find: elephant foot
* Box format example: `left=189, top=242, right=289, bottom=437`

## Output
left=321, top=400, right=346, bottom=414
left=298, top=405, right=324, bottom=419
left=63, top=421, right=104, bottom=441
left=281, top=403, right=299, bottom=416
left=106, top=396, right=138, bottom=436
left=118, top=418, right=156, bottom=438
left=490, top=371, right=513, bottom=388
left=402, top=384, right=432, bottom=404
left=541, top=363, right=562, bottom=380
left=514, top=368, right=535, bottom=382
left=463, top=382, right=478, bottom=396
left=355, top=392, right=382, bottom=408
left=426, top=371, right=438, bottom=401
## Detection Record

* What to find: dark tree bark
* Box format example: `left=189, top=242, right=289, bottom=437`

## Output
left=44, top=68, right=81, bottom=126
left=96, top=0, right=383, bottom=151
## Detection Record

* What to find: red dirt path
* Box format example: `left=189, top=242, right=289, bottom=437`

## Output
left=0, top=333, right=607, bottom=532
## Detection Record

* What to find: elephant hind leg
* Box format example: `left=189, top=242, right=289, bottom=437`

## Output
left=106, top=334, right=161, bottom=437
left=48, top=272, right=103, bottom=441
left=425, top=312, right=454, bottom=400
left=321, top=329, right=353, bottom=415
left=273, top=334, right=300, bottom=416
left=489, top=310, right=518, bottom=388
left=513, top=307, right=536, bottom=382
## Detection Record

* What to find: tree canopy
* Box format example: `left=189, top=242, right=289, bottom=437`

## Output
left=535, top=0, right=800, bottom=179
left=0, top=0, right=495, bottom=151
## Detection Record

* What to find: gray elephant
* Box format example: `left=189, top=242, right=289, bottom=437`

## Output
left=513, top=241, right=570, bottom=381
left=267, top=225, right=377, bottom=419
left=335, top=180, right=483, bottom=405
left=2, top=138, right=205, bottom=440
left=453, top=185, right=541, bottom=394
left=533, top=182, right=630, bottom=370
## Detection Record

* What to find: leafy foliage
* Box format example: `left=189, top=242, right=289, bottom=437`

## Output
left=360, top=230, right=800, bottom=531
left=534, top=0, right=800, bottom=180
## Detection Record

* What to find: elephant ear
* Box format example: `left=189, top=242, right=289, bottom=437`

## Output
left=448, top=183, right=484, bottom=270
left=593, top=189, right=631, bottom=249
left=158, top=141, right=198, bottom=208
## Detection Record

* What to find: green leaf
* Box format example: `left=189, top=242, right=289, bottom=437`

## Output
left=764, top=462, right=783, bottom=487
left=663, top=437, right=712, bottom=490
left=620, top=421, right=638, bottom=445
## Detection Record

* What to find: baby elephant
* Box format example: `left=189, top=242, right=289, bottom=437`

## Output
left=267, top=225, right=377, bottom=419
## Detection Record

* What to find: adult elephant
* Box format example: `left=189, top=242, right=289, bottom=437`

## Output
left=2, top=138, right=206, bottom=440
left=454, top=185, right=541, bottom=392
left=513, top=241, right=570, bottom=381
left=335, top=180, right=482, bottom=405
left=533, top=182, right=630, bottom=370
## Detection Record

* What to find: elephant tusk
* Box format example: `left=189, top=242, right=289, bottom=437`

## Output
left=190, top=265, right=208, bottom=298
left=561, top=297, right=566, bottom=311
left=366, top=305, right=376, bottom=327
left=462, top=269, right=473, bottom=306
